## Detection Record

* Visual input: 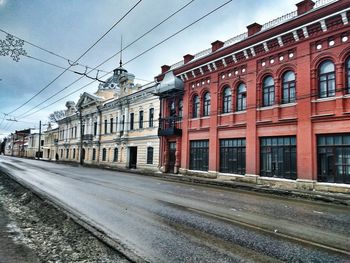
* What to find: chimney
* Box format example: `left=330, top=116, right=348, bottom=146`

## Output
left=183, top=54, right=195, bottom=64
left=211, top=40, right=224, bottom=52
left=161, top=65, right=170, bottom=74
left=247, top=23, right=262, bottom=37
left=296, top=0, right=315, bottom=15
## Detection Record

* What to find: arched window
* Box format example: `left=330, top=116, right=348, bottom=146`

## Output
left=319, top=60, right=335, bottom=98
left=192, top=95, right=200, bottom=118
left=262, top=76, right=275, bottom=107
left=102, top=148, right=107, bottom=161
left=222, top=87, right=232, bottom=113
left=147, top=147, right=154, bottom=164
left=113, top=148, right=118, bottom=162
left=236, top=83, right=247, bottom=111
left=178, top=99, right=183, bottom=118
left=346, top=57, right=350, bottom=93
left=282, top=71, right=296, bottom=104
left=203, top=92, right=210, bottom=116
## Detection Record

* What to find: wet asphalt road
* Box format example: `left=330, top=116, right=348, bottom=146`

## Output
left=0, top=156, right=349, bottom=263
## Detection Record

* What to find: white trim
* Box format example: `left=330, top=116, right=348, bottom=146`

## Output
left=279, top=102, right=297, bottom=108
left=174, top=8, right=350, bottom=77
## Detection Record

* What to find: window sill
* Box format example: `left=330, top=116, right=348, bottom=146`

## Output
left=279, top=102, right=297, bottom=108
left=311, top=96, right=337, bottom=102
left=257, top=105, right=277, bottom=111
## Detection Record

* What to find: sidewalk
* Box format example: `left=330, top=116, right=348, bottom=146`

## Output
left=151, top=172, right=350, bottom=206
left=0, top=204, right=40, bottom=263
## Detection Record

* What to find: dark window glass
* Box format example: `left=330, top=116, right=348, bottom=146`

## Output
left=73, top=149, right=76, bottom=159
left=130, top=113, right=134, bottom=130
left=110, top=118, right=114, bottom=133
left=203, top=92, right=210, bottom=116
left=139, top=111, right=144, bottom=129
left=115, top=117, right=118, bottom=132
left=317, top=134, right=350, bottom=184
left=82, top=125, right=85, bottom=136
left=282, top=71, right=296, bottom=104
left=222, top=87, right=232, bottom=113
left=169, top=100, right=176, bottom=117
left=319, top=60, right=335, bottom=98
left=260, top=136, right=297, bottom=180
left=190, top=140, right=209, bottom=171
left=102, top=148, right=107, bottom=161
left=94, top=122, right=97, bottom=136
left=113, top=148, right=118, bottom=162
left=346, top=57, right=350, bottom=94
left=192, top=95, right=200, bottom=118
left=104, top=119, right=107, bottom=134
left=149, top=108, right=154, bottom=127
left=122, top=115, right=125, bottom=131
left=237, top=83, right=247, bottom=111
left=220, top=139, right=246, bottom=175
left=147, top=147, right=154, bottom=164
left=178, top=100, right=183, bottom=118
left=262, top=76, right=275, bottom=106
left=92, top=148, right=96, bottom=161
left=66, top=149, right=69, bottom=159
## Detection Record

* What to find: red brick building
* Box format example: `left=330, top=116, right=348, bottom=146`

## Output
left=156, top=0, right=350, bottom=191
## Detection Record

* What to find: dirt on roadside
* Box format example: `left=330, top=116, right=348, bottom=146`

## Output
left=0, top=172, right=129, bottom=263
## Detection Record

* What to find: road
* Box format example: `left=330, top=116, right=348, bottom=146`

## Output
left=0, top=155, right=349, bottom=263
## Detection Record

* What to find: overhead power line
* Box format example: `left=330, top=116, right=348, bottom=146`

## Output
left=6, top=0, right=142, bottom=116
left=14, top=0, right=196, bottom=119
left=0, top=28, right=109, bottom=74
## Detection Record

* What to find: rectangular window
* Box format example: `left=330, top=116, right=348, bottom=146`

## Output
left=92, top=148, right=96, bottom=161
left=115, top=117, right=118, bottom=132
left=139, top=111, right=144, bottom=129
left=66, top=149, right=69, bottom=159
left=104, top=119, right=108, bottom=134
left=130, top=113, right=134, bottom=130
left=147, top=147, right=154, bottom=164
left=41, top=140, right=44, bottom=146
left=75, top=126, right=77, bottom=138
left=149, top=108, right=154, bottom=127
left=113, top=148, right=118, bottom=162
left=190, top=140, right=209, bottom=171
left=260, top=136, right=296, bottom=179
left=82, top=125, right=85, bottom=136
left=110, top=118, right=114, bottom=133
left=317, top=134, right=350, bottom=184
left=148, top=108, right=154, bottom=127
left=94, top=122, right=97, bottom=136
left=220, top=139, right=246, bottom=175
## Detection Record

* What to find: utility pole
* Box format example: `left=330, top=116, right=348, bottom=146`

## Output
left=79, top=107, right=84, bottom=165
left=38, top=120, right=41, bottom=159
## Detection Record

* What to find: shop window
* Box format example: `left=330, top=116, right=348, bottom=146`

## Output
left=260, top=136, right=296, bottom=179
left=220, top=139, right=245, bottom=175
left=190, top=140, right=209, bottom=171
left=317, top=134, right=350, bottom=184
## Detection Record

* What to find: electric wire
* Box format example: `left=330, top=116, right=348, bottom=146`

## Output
left=0, top=28, right=108, bottom=73
left=13, top=0, right=196, bottom=119
left=16, top=0, right=230, bottom=120
left=5, top=0, right=142, bottom=115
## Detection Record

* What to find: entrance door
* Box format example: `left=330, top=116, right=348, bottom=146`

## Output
left=129, top=147, right=137, bottom=169
left=168, top=142, right=176, bottom=173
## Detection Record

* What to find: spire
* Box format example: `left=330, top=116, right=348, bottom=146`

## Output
left=119, top=35, right=123, bottom=67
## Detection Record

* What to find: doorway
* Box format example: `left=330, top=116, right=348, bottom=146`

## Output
left=129, top=147, right=137, bottom=169
left=168, top=142, right=176, bottom=173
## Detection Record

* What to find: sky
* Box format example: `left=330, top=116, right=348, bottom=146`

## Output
left=0, top=0, right=299, bottom=139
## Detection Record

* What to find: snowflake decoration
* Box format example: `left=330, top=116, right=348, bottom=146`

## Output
left=0, top=34, right=27, bottom=62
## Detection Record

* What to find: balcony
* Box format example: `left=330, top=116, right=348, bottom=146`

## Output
left=82, top=134, right=93, bottom=142
left=158, top=117, right=182, bottom=136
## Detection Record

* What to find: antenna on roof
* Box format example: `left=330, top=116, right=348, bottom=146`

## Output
left=119, top=35, right=123, bottom=67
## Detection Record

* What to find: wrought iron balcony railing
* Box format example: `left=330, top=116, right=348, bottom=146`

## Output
left=158, top=116, right=182, bottom=136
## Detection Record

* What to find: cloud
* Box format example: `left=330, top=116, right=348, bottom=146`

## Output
left=0, top=0, right=6, bottom=6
